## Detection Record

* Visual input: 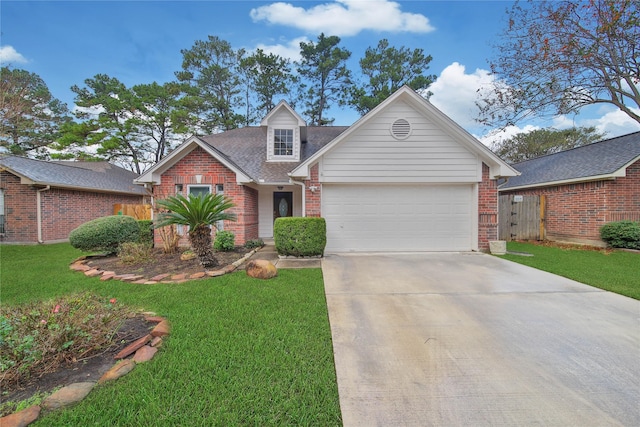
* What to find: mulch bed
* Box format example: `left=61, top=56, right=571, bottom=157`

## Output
left=84, top=247, right=252, bottom=280
left=0, top=316, right=154, bottom=414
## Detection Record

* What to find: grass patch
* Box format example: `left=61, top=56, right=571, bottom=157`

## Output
left=0, top=243, right=341, bottom=425
left=500, top=241, right=640, bottom=300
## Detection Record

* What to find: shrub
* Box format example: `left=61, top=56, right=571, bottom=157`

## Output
left=0, top=292, right=131, bottom=389
left=118, top=242, right=154, bottom=264
left=274, top=217, right=326, bottom=257
left=137, top=220, right=153, bottom=245
left=244, top=239, right=264, bottom=249
left=69, top=215, right=140, bottom=254
left=600, top=220, right=640, bottom=249
left=214, top=230, right=235, bottom=252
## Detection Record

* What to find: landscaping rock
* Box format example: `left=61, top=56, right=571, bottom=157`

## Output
left=144, top=315, right=164, bottom=323
left=180, top=252, right=196, bottom=261
left=84, top=269, right=102, bottom=277
left=245, top=259, right=277, bottom=279
left=150, top=336, right=163, bottom=347
left=151, top=320, right=170, bottom=337
left=207, top=270, right=225, bottom=277
left=98, top=359, right=136, bottom=384
left=190, top=272, right=206, bottom=279
left=133, top=345, right=157, bottom=363
left=114, top=334, right=152, bottom=359
left=42, top=382, right=95, bottom=410
left=0, top=404, right=41, bottom=427
left=70, top=262, right=91, bottom=272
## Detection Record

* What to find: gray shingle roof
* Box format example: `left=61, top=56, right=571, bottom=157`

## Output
left=0, top=156, right=147, bottom=195
left=199, top=126, right=349, bottom=182
left=500, top=131, right=640, bottom=190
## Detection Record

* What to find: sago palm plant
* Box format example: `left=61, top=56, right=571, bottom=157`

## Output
left=155, top=193, right=236, bottom=267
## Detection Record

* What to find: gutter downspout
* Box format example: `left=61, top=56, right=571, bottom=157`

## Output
left=36, top=185, right=51, bottom=243
left=289, top=177, right=306, bottom=217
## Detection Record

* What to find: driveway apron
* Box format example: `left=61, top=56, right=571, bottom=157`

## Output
left=322, top=253, right=640, bottom=426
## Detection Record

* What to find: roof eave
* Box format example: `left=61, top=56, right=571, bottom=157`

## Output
left=134, top=136, right=254, bottom=185
left=290, top=86, right=519, bottom=180
left=498, top=172, right=623, bottom=192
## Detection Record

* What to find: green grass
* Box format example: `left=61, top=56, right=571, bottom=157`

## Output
left=0, top=243, right=341, bottom=426
left=500, top=241, right=640, bottom=300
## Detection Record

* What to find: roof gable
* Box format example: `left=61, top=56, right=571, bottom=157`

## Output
left=500, top=131, right=640, bottom=190
left=260, top=100, right=306, bottom=127
left=0, top=155, right=146, bottom=195
left=290, top=86, right=518, bottom=179
left=135, top=136, right=253, bottom=185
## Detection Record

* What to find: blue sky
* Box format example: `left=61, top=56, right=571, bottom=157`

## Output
left=2, top=0, right=639, bottom=144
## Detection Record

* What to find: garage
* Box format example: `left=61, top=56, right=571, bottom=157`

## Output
left=322, top=184, right=475, bottom=252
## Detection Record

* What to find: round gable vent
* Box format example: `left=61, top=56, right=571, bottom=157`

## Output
left=390, top=118, right=411, bottom=140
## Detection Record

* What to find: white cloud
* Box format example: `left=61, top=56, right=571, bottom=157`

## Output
left=581, top=108, right=640, bottom=137
left=428, top=62, right=493, bottom=130
left=254, top=37, right=309, bottom=62
left=250, top=0, right=434, bottom=37
left=0, top=45, right=28, bottom=64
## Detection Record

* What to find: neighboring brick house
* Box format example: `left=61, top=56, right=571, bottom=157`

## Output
left=499, top=132, right=640, bottom=246
left=136, top=86, right=518, bottom=252
left=0, top=156, right=149, bottom=244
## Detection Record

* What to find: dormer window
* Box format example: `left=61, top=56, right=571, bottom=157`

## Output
left=262, top=100, right=306, bottom=162
left=274, top=129, right=294, bottom=156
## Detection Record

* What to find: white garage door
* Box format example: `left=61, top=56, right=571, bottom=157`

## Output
left=323, top=184, right=474, bottom=252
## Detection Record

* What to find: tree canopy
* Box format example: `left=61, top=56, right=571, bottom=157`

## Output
left=349, top=39, right=436, bottom=115
left=296, top=33, right=352, bottom=126
left=0, top=67, right=70, bottom=157
left=479, top=0, right=640, bottom=128
left=491, top=127, right=605, bottom=163
left=176, top=36, right=246, bottom=133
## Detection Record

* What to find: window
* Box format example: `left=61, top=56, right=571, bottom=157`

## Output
left=274, top=129, right=293, bottom=156
left=215, top=184, right=224, bottom=231
left=0, top=189, right=4, bottom=234
left=188, top=185, right=210, bottom=198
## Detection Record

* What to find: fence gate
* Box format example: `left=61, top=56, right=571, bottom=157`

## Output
left=498, top=195, right=545, bottom=241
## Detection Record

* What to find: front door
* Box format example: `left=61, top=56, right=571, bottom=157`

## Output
left=273, top=192, right=293, bottom=221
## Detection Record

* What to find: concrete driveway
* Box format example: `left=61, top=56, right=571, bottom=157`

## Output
left=322, top=252, right=640, bottom=426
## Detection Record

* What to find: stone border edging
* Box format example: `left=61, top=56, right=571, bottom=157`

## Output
left=0, top=315, right=170, bottom=427
left=69, top=247, right=261, bottom=284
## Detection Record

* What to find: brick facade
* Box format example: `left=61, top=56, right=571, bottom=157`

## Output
left=303, top=164, right=322, bottom=217
left=500, top=159, right=640, bottom=246
left=0, top=170, right=144, bottom=244
left=153, top=147, right=259, bottom=247
left=478, top=163, right=499, bottom=251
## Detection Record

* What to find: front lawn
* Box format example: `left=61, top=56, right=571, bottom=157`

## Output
left=500, top=241, right=640, bottom=300
left=0, top=243, right=341, bottom=425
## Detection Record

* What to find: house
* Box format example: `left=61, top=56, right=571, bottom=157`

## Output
left=499, top=131, right=640, bottom=246
left=136, top=86, right=518, bottom=252
left=0, top=156, right=149, bottom=244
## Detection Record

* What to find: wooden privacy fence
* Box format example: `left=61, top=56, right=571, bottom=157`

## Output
left=114, top=204, right=152, bottom=220
left=498, top=195, right=546, bottom=241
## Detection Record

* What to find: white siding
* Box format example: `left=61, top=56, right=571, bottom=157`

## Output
left=323, top=184, right=475, bottom=252
left=320, top=100, right=480, bottom=183
left=266, top=110, right=301, bottom=162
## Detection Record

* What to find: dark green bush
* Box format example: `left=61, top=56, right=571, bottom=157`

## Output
left=214, top=230, right=235, bottom=252
left=274, top=217, right=326, bottom=257
left=137, top=220, right=153, bottom=245
left=69, top=215, right=140, bottom=254
left=600, top=220, right=640, bottom=249
left=244, top=239, right=264, bottom=249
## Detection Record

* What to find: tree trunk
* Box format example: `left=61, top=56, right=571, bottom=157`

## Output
left=189, top=224, right=217, bottom=268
